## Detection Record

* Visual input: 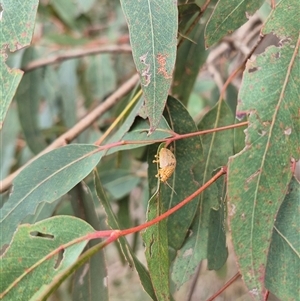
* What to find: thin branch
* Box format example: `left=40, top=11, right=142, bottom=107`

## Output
left=0, top=73, right=140, bottom=192
left=206, top=272, right=241, bottom=301
left=186, top=262, right=202, bottom=301
left=120, top=167, right=227, bottom=236
left=8, top=167, right=226, bottom=301
left=23, top=44, right=132, bottom=72
left=168, top=121, right=248, bottom=143
left=220, top=32, right=264, bottom=100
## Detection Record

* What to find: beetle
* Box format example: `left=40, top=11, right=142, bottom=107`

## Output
left=153, top=147, right=176, bottom=183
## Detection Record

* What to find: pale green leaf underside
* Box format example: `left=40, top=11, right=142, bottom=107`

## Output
left=265, top=177, right=300, bottom=301
left=0, top=145, right=102, bottom=247
left=205, top=0, right=264, bottom=47
left=0, top=0, right=39, bottom=128
left=227, top=0, right=300, bottom=299
left=0, top=216, right=94, bottom=301
left=120, top=0, right=178, bottom=132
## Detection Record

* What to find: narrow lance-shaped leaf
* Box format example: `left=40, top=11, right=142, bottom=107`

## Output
left=71, top=182, right=108, bottom=301
left=171, top=101, right=233, bottom=288
left=93, top=170, right=158, bottom=301
left=0, top=144, right=102, bottom=247
left=205, top=0, right=264, bottom=48
left=120, top=0, right=178, bottom=133
left=227, top=1, right=300, bottom=299
left=265, top=177, right=300, bottom=301
left=172, top=4, right=207, bottom=104
left=105, top=96, right=173, bottom=156
left=0, top=216, right=95, bottom=301
left=0, top=0, right=39, bottom=128
left=207, top=173, right=228, bottom=270
left=15, top=48, right=48, bottom=154
left=146, top=96, right=203, bottom=293
left=142, top=191, right=170, bottom=301
left=148, top=96, right=202, bottom=256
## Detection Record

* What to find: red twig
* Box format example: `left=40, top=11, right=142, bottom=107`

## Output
left=206, top=272, right=241, bottom=301
left=264, top=290, right=270, bottom=301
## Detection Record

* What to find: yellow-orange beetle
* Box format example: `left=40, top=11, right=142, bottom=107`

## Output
left=153, top=147, right=176, bottom=182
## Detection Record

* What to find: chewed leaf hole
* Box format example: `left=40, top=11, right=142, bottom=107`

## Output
left=235, top=111, right=247, bottom=121
left=257, top=129, right=267, bottom=136
left=255, top=33, right=281, bottom=55
left=284, top=127, right=292, bottom=135
left=30, top=231, right=54, bottom=240
left=249, top=67, right=259, bottom=73
left=54, top=248, right=65, bottom=269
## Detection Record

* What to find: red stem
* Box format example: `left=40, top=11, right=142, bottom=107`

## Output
left=206, top=272, right=241, bottom=301
left=93, top=167, right=227, bottom=239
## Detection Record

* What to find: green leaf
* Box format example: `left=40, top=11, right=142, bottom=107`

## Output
left=116, top=196, right=132, bottom=230
left=51, top=0, right=78, bottom=27
left=0, top=0, right=39, bottom=128
left=172, top=21, right=207, bottom=105
left=148, top=96, right=202, bottom=254
left=58, top=59, right=78, bottom=128
left=0, top=106, right=20, bottom=179
left=120, top=0, right=178, bottom=133
left=177, top=3, right=201, bottom=35
left=93, top=170, right=158, bottom=301
left=227, top=1, right=300, bottom=298
left=233, top=120, right=247, bottom=154
left=106, top=116, right=173, bottom=155
left=105, top=93, right=144, bottom=146
left=207, top=173, right=228, bottom=270
left=172, top=101, right=234, bottom=288
left=142, top=192, right=170, bottom=301
left=76, top=0, right=96, bottom=14
left=145, top=97, right=203, bottom=294
left=100, top=169, right=141, bottom=200
left=23, top=198, right=62, bottom=225
left=104, top=95, right=172, bottom=155
left=205, top=0, right=264, bottom=48
left=72, top=182, right=108, bottom=301
left=0, top=56, right=22, bottom=130
left=265, top=177, right=300, bottom=301
left=0, top=216, right=94, bottom=301
left=15, top=48, right=48, bottom=154
left=0, top=144, right=102, bottom=247
left=0, top=0, right=39, bottom=50
left=83, top=54, right=117, bottom=104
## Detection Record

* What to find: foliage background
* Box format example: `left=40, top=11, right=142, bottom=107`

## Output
left=0, top=0, right=299, bottom=301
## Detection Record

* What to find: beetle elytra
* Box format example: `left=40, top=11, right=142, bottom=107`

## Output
left=153, top=147, right=176, bottom=183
